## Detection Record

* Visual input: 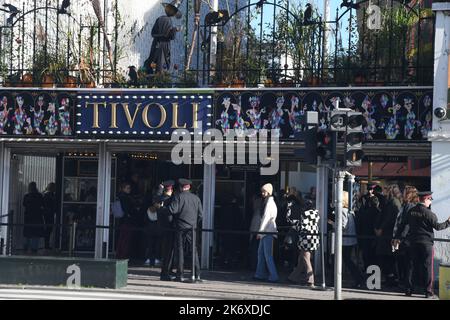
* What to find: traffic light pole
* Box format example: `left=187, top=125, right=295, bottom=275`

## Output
left=315, top=160, right=329, bottom=290
left=334, top=170, right=345, bottom=300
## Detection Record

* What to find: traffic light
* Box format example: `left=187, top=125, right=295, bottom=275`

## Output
left=317, top=130, right=336, bottom=163
left=345, top=112, right=364, bottom=167
left=295, top=128, right=318, bottom=165
left=330, top=110, right=347, bottom=132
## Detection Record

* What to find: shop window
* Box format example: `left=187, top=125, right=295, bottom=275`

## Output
left=60, top=156, right=117, bottom=253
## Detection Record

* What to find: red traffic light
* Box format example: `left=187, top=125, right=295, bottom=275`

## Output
left=317, top=131, right=335, bottom=161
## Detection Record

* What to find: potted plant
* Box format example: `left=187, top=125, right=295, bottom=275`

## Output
left=230, top=78, right=245, bottom=88
left=150, top=71, right=172, bottom=88
left=21, top=73, right=33, bottom=87
left=63, top=75, right=78, bottom=88
left=178, top=70, right=198, bottom=88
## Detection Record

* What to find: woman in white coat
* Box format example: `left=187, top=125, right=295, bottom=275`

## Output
left=254, top=183, right=279, bottom=282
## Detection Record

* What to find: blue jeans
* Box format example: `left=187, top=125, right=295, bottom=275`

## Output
left=255, top=235, right=279, bottom=282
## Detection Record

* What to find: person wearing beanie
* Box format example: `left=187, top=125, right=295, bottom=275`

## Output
left=254, top=183, right=279, bottom=283
left=261, top=183, right=273, bottom=196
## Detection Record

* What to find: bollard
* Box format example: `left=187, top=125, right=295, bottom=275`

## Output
left=192, top=225, right=196, bottom=282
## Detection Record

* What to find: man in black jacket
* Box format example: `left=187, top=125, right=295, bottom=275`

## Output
left=168, top=179, right=203, bottom=282
left=158, top=180, right=176, bottom=281
left=394, top=191, right=450, bottom=298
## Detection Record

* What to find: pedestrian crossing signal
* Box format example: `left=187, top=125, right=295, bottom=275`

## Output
left=317, top=130, right=336, bottom=163
left=345, top=112, right=364, bottom=167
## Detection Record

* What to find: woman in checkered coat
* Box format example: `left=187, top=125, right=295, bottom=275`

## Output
left=288, top=200, right=320, bottom=287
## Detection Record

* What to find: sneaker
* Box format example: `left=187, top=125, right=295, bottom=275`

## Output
left=405, top=289, right=412, bottom=297
left=144, top=259, right=151, bottom=266
left=154, top=259, right=162, bottom=267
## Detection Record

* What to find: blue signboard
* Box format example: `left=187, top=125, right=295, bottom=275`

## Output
left=77, top=91, right=213, bottom=137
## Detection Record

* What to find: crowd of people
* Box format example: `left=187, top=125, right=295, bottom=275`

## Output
left=21, top=177, right=450, bottom=298
left=244, top=182, right=450, bottom=298
left=353, top=184, right=450, bottom=297
left=114, top=178, right=203, bottom=282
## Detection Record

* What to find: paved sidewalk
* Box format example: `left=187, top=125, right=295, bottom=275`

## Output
left=0, top=266, right=438, bottom=300
left=123, top=266, right=431, bottom=300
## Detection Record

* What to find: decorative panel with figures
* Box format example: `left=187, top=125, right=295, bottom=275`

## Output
left=0, top=90, right=74, bottom=137
left=214, top=89, right=433, bottom=142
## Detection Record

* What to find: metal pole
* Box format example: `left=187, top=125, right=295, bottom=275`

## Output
left=7, top=218, right=12, bottom=256
left=316, top=162, right=329, bottom=290
left=368, top=162, right=373, bottom=184
left=334, top=171, right=345, bottom=300
left=202, top=163, right=215, bottom=269
left=69, top=222, right=75, bottom=257
left=192, top=225, right=196, bottom=282
left=209, top=0, right=219, bottom=83
left=348, top=174, right=355, bottom=214
left=0, top=144, right=11, bottom=256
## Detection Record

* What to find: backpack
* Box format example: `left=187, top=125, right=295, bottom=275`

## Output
left=111, top=199, right=125, bottom=218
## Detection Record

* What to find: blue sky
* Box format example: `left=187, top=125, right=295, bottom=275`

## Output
left=249, top=0, right=349, bottom=51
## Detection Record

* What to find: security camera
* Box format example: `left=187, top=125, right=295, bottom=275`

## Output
left=434, top=107, right=447, bottom=120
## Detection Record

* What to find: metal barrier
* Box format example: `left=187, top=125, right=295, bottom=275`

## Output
left=1, top=221, right=449, bottom=289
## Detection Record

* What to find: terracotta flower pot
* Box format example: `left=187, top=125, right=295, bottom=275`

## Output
left=214, top=82, right=229, bottom=88
left=21, top=73, right=33, bottom=87
left=64, top=75, right=78, bottom=88
left=85, top=81, right=96, bottom=88
left=231, top=80, right=245, bottom=88
left=307, top=76, right=320, bottom=86
left=42, top=74, right=55, bottom=88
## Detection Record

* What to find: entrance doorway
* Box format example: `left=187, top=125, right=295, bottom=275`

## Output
left=8, top=154, right=56, bottom=255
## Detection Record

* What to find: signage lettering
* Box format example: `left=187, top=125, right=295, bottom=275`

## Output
left=122, top=103, right=141, bottom=128
left=110, top=103, right=119, bottom=129
left=143, top=103, right=167, bottom=129
left=171, top=102, right=187, bottom=129
left=85, top=102, right=106, bottom=129
left=82, top=100, right=203, bottom=132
